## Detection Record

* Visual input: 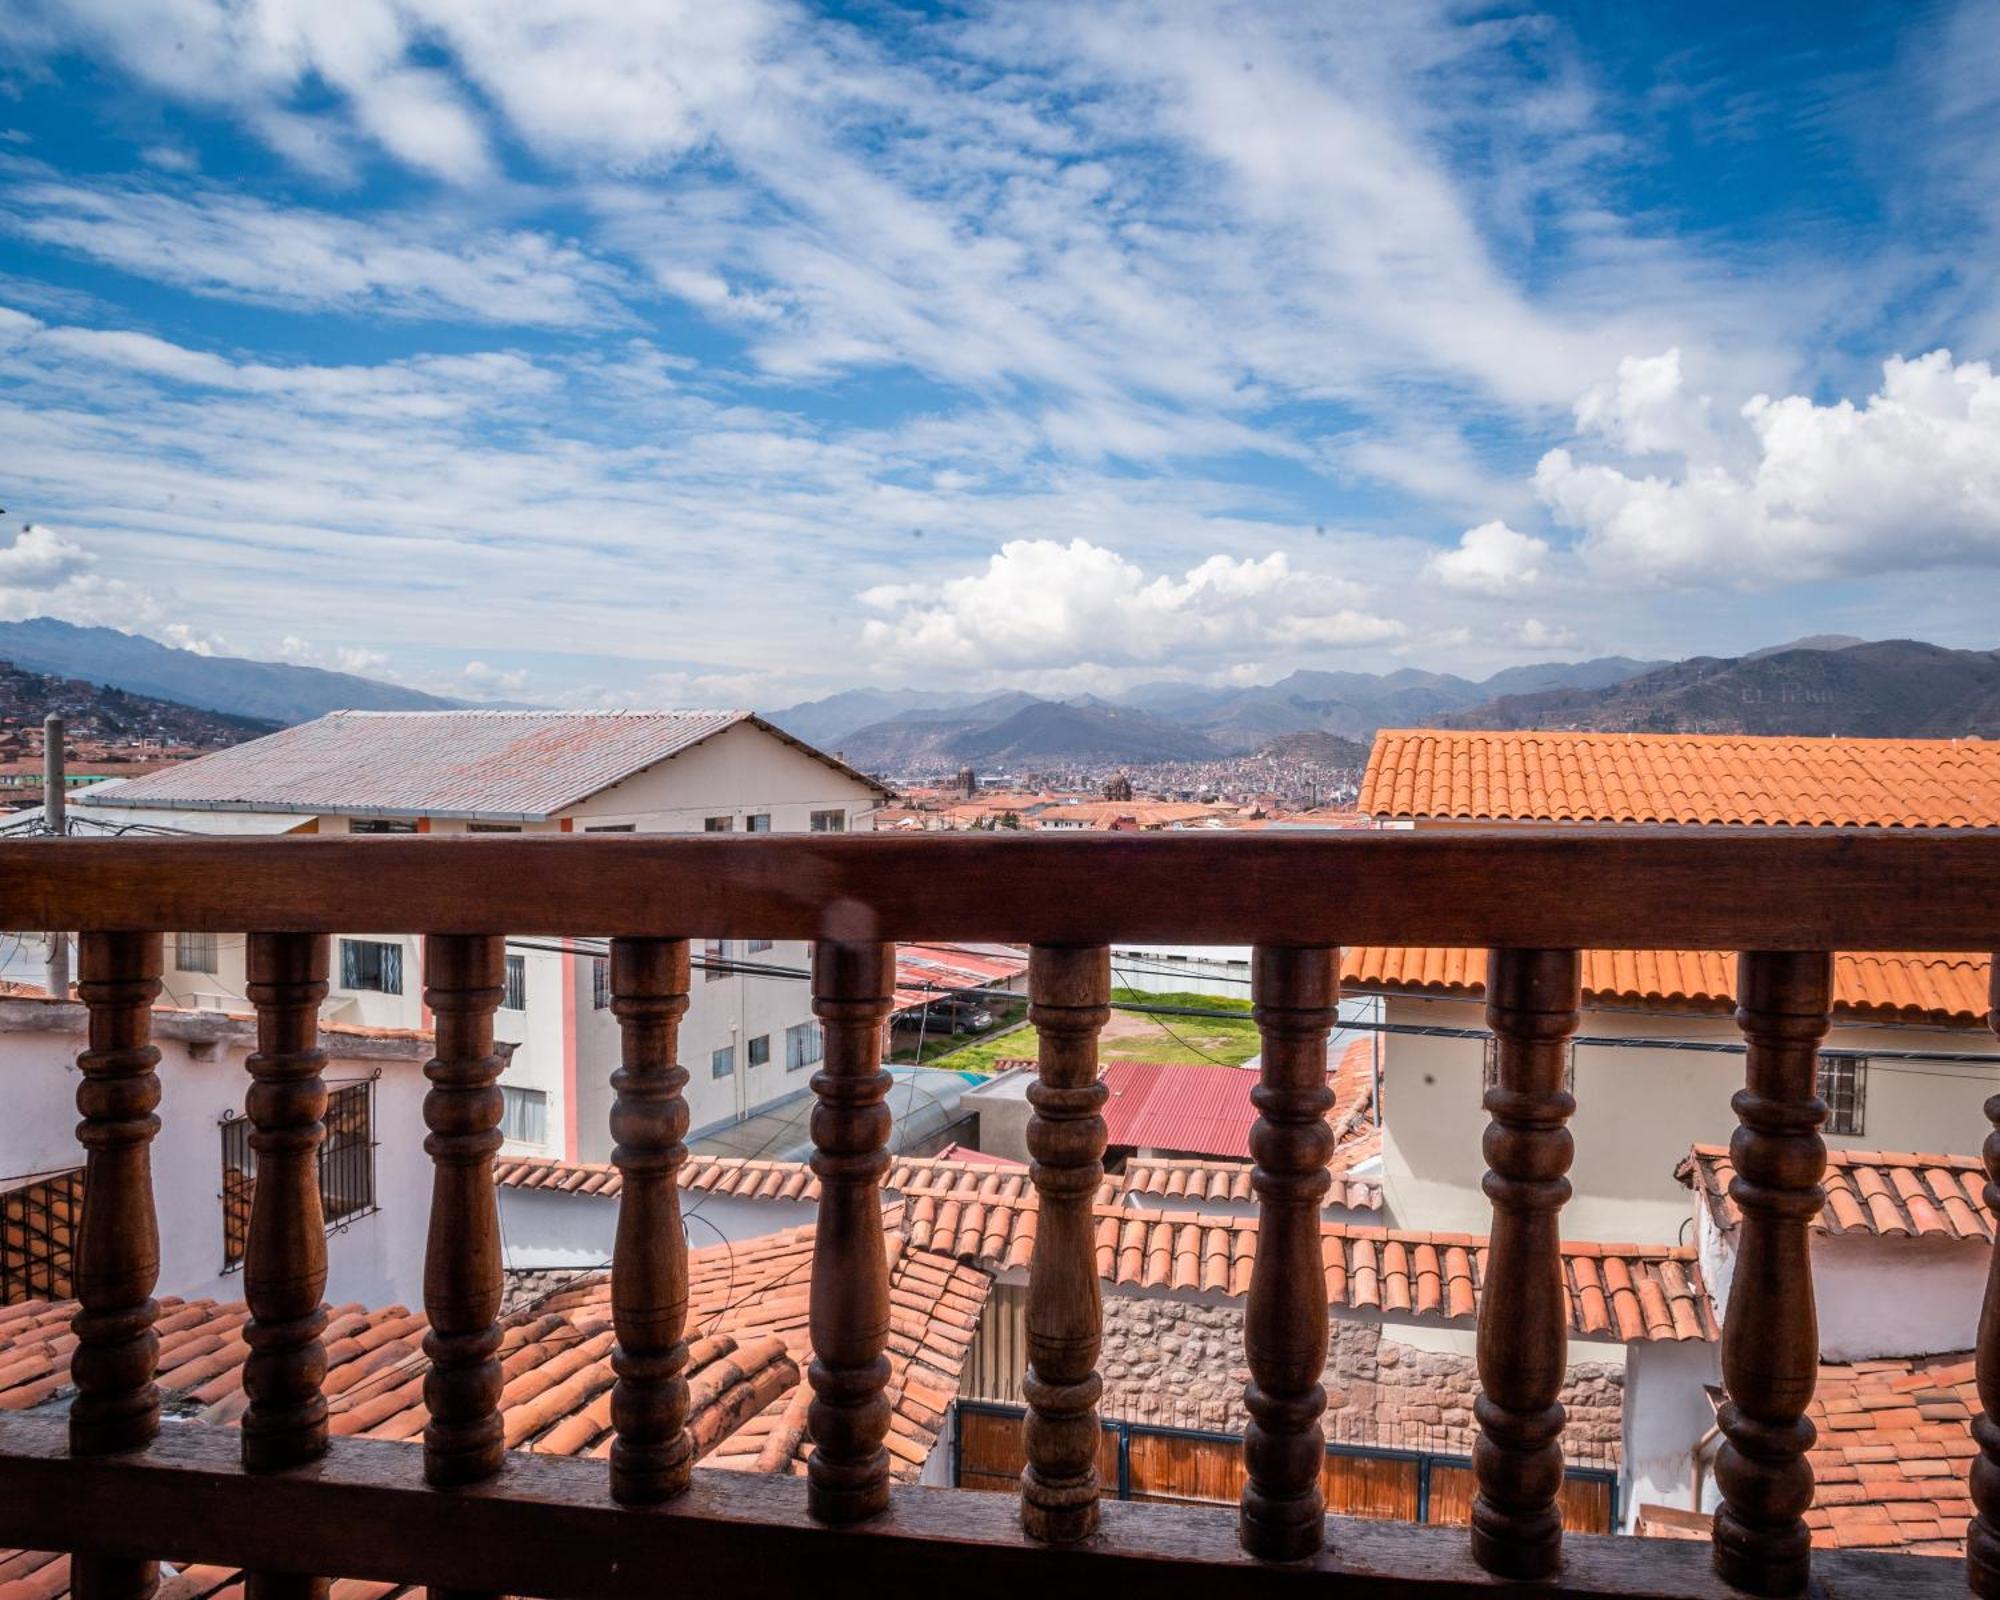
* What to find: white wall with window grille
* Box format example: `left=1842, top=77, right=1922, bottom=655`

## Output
left=221, top=1078, right=379, bottom=1270
left=1818, top=1057, right=1867, bottom=1136
left=173, top=931, right=219, bottom=975
left=339, top=939, right=403, bottom=994
left=503, top=953, right=527, bottom=1012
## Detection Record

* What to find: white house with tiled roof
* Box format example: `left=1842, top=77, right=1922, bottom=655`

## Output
left=79, top=710, right=889, bottom=1164
left=1346, top=730, right=2000, bottom=1241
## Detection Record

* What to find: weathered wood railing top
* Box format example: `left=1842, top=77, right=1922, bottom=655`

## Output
left=0, top=829, right=1996, bottom=1600
left=1, top=827, right=1998, bottom=946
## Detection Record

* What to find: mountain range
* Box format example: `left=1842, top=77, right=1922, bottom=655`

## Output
left=1436, top=639, right=2000, bottom=738
left=771, top=655, right=1668, bottom=769
left=0, top=619, right=464, bottom=726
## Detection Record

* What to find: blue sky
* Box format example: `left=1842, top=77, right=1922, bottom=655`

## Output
left=0, top=0, right=1996, bottom=707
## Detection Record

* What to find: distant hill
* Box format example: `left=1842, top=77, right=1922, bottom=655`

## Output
left=1255, top=730, right=1370, bottom=767
left=777, top=656, right=1665, bottom=758
left=834, top=695, right=1220, bottom=769
left=1434, top=640, right=2000, bottom=737
left=0, top=618, right=466, bottom=726
left=1, top=658, right=278, bottom=749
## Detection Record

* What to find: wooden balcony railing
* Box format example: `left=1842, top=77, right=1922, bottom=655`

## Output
left=1, top=829, right=1997, bottom=1600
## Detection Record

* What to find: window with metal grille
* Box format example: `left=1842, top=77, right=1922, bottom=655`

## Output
left=810, top=810, right=846, bottom=833
left=503, top=953, right=526, bottom=1011
left=592, top=956, right=610, bottom=1010
left=1819, top=1056, right=1867, bottom=1135
left=174, top=931, right=219, bottom=974
left=1, top=1168, right=84, bottom=1304
left=1481, top=1036, right=1577, bottom=1097
left=339, top=938, right=403, bottom=994
left=501, top=1085, right=549, bottom=1147
left=221, top=1079, right=378, bottom=1270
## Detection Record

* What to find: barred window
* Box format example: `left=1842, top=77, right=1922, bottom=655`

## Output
left=592, top=956, right=610, bottom=1010
left=503, top=953, right=526, bottom=1012
left=174, top=931, right=219, bottom=975
left=1819, top=1057, right=1867, bottom=1136
left=222, top=1080, right=378, bottom=1269
left=1, top=1168, right=84, bottom=1304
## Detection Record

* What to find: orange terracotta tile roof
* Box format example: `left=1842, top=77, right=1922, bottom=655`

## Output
left=1361, top=728, right=2000, bottom=827
left=1119, top=1157, right=1381, bottom=1213
left=495, top=1150, right=1055, bottom=1207
left=1342, top=946, right=1994, bottom=1027
left=0, top=1219, right=991, bottom=1595
left=1679, top=1145, right=1992, bottom=1242
left=1805, top=1352, right=1978, bottom=1555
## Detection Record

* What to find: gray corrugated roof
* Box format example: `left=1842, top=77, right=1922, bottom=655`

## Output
left=82, top=710, right=888, bottom=822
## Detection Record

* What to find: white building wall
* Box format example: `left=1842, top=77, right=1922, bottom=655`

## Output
left=1379, top=994, right=1999, bottom=1240
left=0, top=1018, right=431, bottom=1310
left=1620, top=1338, right=1724, bottom=1529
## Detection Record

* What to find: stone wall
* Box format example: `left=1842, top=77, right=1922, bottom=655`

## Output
left=1097, top=1293, right=1624, bottom=1465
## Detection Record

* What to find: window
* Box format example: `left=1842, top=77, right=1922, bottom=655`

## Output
left=746, top=814, right=772, bottom=833
left=747, top=1034, right=771, bottom=1069
left=712, top=1045, right=735, bottom=1080
left=704, top=938, right=728, bottom=982
left=339, top=939, right=403, bottom=994
left=705, top=815, right=734, bottom=833
left=175, top=931, right=219, bottom=975
left=349, top=819, right=418, bottom=834
left=221, top=1080, right=377, bottom=1269
left=593, top=956, right=611, bottom=1010
left=1481, top=1036, right=1576, bottom=1096
left=1820, top=1057, right=1867, bottom=1135
left=503, top=953, right=527, bottom=1012
left=785, top=1021, right=824, bottom=1071
left=1, top=1168, right=84, bottom=1303
left=585, top=823, right=635, bottom=832
left=810, top=810, right=847, bottom=833
left=500, top=1086, right=549, bottom=1147
left=467, top=823, right=521, bottom=833
left=748, top=938, right=773, bottom=954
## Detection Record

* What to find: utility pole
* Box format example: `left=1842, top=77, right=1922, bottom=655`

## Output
left=44, top=713, right=68, bottom=998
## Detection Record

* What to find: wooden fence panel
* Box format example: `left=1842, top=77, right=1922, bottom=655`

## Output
left=1323, top=1454, right=1422, bottom=1523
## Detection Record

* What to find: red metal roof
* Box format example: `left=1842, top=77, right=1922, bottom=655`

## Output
left=890, top=942, right=1026, bottom=1016
left=1099, top=1058, right=1259, bottom=1159
left=83, top=709, right=888, bottom=822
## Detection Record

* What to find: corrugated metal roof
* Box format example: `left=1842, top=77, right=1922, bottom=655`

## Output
left=1099, top=1058, right=1260, bottom=1159
left=79, top=709, right=888, bottom=821
left=1342, top=946, right=1994, bottom=1027
left=1360, top=728, right=2000, bottom=827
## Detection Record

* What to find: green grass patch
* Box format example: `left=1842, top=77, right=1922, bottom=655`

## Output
left=923, top=987, right=1260, bottom=1075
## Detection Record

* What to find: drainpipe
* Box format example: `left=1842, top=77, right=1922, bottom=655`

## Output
left=43, top=714, right=69, bottom=998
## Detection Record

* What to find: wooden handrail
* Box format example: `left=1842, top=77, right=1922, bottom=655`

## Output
left=9, top=834, right=2000, bottom=1599
left=5, top=829, right=2000, bottom=947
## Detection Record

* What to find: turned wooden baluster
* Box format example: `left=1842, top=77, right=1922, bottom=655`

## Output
left=241, top=934, right=333, bottom=1600
left=420, top=935, right=508, bottom=1512
left=1471, top=948, right=1580, bottom=1579
left=1240, top=945, right=1339, bottom=1561
left=1022, top=944, right=1110, bottom=1543
left=806, top=939, right=896, bottom=1524
left=1713, top=951, right=1831, bottom=1597
left=1968, top=954, right=2000, bottom=1599
left=71, top=932, right=165, bottom=1600
left=607, top=936, right=694, bottom=1504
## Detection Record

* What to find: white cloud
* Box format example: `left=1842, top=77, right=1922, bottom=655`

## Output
left=1511, top=618, right=1575, bottom=649
left=138, top=143, right=197, bottom=173
left=279, top=637, right=391, bottom=675
left=2, top=181, right=630, bottom=329
left=0, top=522, right=89, bottom=587
left=1425, top=520, right=1550, bottom=594
left=161, top=622, right=228, bottom=655
left=1538, top=349, right=2000, bottom=584
left=461, top=659, right=529, bottom=694
left=1572, top=348, right=1716, bottom=457
left=859, top=538, right=1402, bottom=674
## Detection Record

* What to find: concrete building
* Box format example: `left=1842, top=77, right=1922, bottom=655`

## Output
left=0, top=986, right=436, bottom=1310
left=76, top=710, right=889, bottom=1164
